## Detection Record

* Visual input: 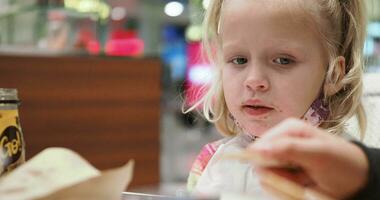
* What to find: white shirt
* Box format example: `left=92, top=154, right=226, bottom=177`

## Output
left=193, top=134, right=266, bottom=196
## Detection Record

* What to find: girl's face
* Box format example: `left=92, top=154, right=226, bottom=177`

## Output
left=220, top=0, right=328, bottom=136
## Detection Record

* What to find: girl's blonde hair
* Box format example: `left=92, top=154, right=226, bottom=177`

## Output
left=186, top=0, right=367, bottom=138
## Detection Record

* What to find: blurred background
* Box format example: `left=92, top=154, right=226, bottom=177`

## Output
left=0, top=0, right=379, bottom=194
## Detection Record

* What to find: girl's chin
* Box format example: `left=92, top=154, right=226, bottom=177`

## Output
left=244, top=126, right=270, bottom=137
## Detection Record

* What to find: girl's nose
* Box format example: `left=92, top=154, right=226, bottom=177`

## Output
left=244, top=69, right=270, bottom=92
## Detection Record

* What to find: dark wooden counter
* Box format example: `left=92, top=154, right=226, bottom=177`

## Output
left=0, top=55, right=161, bottom=187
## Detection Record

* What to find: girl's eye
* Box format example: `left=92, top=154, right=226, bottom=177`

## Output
left=273, top=57, right=294, bottom=65
left=231, top=57, right=248, bottom=65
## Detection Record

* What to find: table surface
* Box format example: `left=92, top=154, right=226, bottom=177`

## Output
left=121, top=192, right=215, bottom=200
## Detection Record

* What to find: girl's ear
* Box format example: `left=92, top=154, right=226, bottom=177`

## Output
left=324, top=56, right=346, bottom=96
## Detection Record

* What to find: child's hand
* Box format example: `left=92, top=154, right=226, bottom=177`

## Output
left=247, top=119, right=369, bottom=200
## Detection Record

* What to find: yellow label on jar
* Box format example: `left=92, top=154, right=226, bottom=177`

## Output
left=0, top=109, right=25, bottom=175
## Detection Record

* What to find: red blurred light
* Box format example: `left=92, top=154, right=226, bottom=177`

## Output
left=86, top=40, right=101, bottom=55
left=105, top=38, right=144, bottom=56
left=185, top=42, right=212, bottom=108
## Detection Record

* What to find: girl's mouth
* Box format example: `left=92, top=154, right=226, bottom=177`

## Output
left=242, top=105, right=274, bottom=116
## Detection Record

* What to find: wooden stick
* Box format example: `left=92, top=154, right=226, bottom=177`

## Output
left=262, top=171, right=335, bottom=200
left=222, top=151, right=288, bottom=168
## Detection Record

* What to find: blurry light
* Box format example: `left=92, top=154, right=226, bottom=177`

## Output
left=164, top=1, right=184, bottom=17
left=185, top=25, right=202, bottom=42
left=87, top=40, right=101, bottom=55
left=111, top=7, right=127, bottom=21
left=78, top=0, right=97, bottom=12
left=368, top=22, right=380, bottom=37
left=64, top=0, right=79, bottom=8
left=105, top=38, right=144, bottom=57
left=64, top=0, right=110, bottom=20
left=364, top=38, right=374, bottom=56
left=202, top=0, right=211, bottom=10
left=100, top=4, right=111, bottom=20
left=188, top=64, right=212, bottom=85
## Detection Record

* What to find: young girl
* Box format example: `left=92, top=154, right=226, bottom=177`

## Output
left=186, top=0, right=368, bottom=196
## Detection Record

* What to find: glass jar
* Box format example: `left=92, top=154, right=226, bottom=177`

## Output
left=0, top=88, right=25, bottom=175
